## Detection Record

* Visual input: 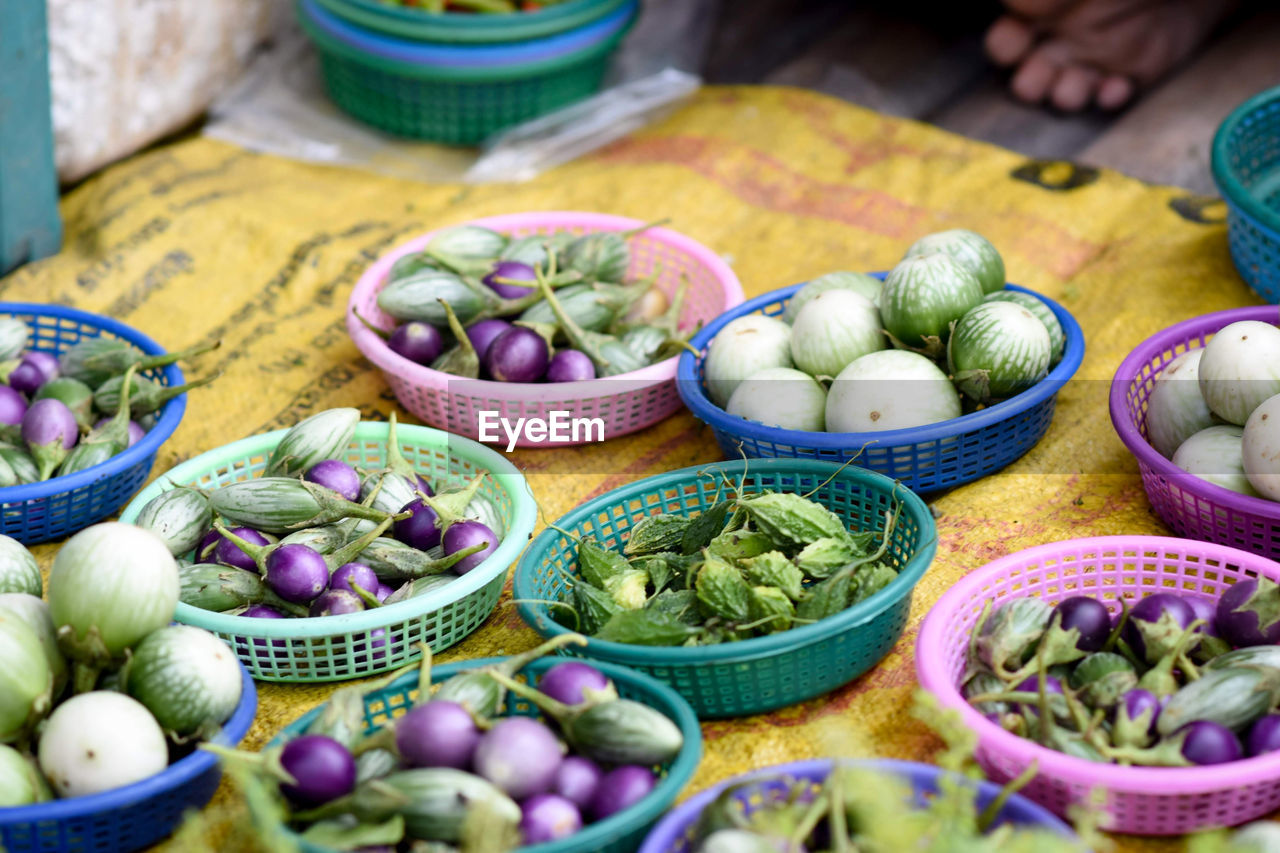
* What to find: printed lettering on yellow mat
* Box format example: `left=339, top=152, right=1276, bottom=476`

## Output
left=2, top=86, right=1258, bottom=850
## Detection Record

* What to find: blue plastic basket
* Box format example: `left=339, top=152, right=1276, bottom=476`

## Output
left=268, top=656, right=703, bottom=853
left=0, top=304, right=186, bottom=544
left=0, top=666, right=256, bottom=853
left=637, top=758, right=1082, bottom=853
left=1212, top=85, right=1280, bottom=303
left=675, top=278, right=1085, bottom=494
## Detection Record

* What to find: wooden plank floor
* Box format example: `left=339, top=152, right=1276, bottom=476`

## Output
left=689, top=0, right=1280, bottom=194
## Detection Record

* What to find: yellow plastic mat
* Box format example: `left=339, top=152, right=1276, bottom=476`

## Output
left=3, top=85, right=1255, bottom=851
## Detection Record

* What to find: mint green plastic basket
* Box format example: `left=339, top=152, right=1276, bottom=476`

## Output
left=269, top=656, right=703, bottom=853
left=513, top=459, right=938, bottom=718
left=117, top=421, right=536, bottom=683
left=312, top=0, right=629, bottom=43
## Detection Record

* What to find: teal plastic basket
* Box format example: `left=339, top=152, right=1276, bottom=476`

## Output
left=268, top=656, right=703, bottom=853
left=117, top=421, right=537, bottom=683
left=312, top=0, right=629, bottom=43
left=513, top=459, right=938, bottom=718
left=1212, top=84, right=1280, bottom=303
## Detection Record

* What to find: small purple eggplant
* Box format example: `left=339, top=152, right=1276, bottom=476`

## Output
left=215, top=527, right=272, bottom=572
left=21, top=398, right=79, bottom=479
left=308, top=589, right=365, bottom=617
left=0, top=386, right=26, bottom=425
left=545, top=349, right=596, bottom=383
left=485, top=327, right=549, bottom=383
left=1217, top=577, right=1280, bottom=648
left=1177, top=721, right=1243, bottom=766
left=589, top=765, right=655, bottom=820
left=394, top=498, right=441, bottom=551
left=1112, top=687, right=1161, bottom=748
left=520, top=793, right=582, bottom=843
left=304, top=459, right=361, bottom=502
left=472, top=717, right=564, bottom=799
left=442, top=520, right=497, bottom=575
left=1122, top=593, right=1199, bottom=664
left=465, top=319, right=513, bottom=365
left=330, top=562, right=380, bottom=596
left=279, top=735, right=357, bottom=806
left=551, top=756, right=602, bottom=810
left=95, top=417, right=145, bottom=447
left=483, top=260, right=538, bottom=299
left=388, top=322, right=443, bottom=366
left=265, top=544, right=330, bottom=604
left=394, top=701, right=481, bottom=769
left=1248, top=714, right=1280, bottom=756
left=538, top=661, right=615, bottom=706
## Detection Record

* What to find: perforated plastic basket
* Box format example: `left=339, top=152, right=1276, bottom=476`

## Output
left=117, top=421, right=536, bottom=682
left=347, top=212, right=744, bottom=447
left=917, top=534, right=1280, bottom=835
left=1212, top=85, right=1280, bottom=303
left=0, top=666, right=256, bottom=853
left=0, top=303, right=186, bottom=544
left=1109, top=306, right=1280, bottom=557
left=298, top=0, right=636, bottom=143
left=312, top=0, right=628, bottom=43
left=676, top=280, right=1085, bottom=495
left=513, top=458, right=937, bottom=718
left=269, top=656, right=702, bottom=853
left=637, top=758, right=1080, bottom=853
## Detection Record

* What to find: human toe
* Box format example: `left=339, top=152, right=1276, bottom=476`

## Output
left=1050, top=64, right=1101, bottom=111
left=985, top=15, right=1036, bottom=66
left=1010, top=51, right=1061, bottom=104
left=1097, top=74, right=1135, bottom=110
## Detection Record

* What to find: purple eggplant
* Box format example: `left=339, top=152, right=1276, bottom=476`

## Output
left=394, top=700, right=481, bottom=770
left=1122, top=593, right=1199, bottom=664
left=22, top=351, right=59, bottom=382
left=95, top=417, right=145, bottom=447
left=374, top=583, right=394, bottom=603
left=394, top=498, right=441, bottom=551
left=0, top=386, right=26, bottom=425
left=589, top=765, right=655, bottom=820
left=441, top=520, right=497, bottom=575
left=472, top=717, right=564, bottom=800
left=1217, top=577, right=1280, bottom=647
left=265, top=544, right=330, bottom=604
left=485, top=327, right=549, bottom=383
left=483, top=260, right=538, bottom=300
left=465, top=319, right=513, bottom=365
left=1052, top=597, right=1111, bottom=653
left=304, top=460, right=361, bottom=502
left=279, top=735, right=357, bottom=805
left=215, top=527, right=272, bottom=572
left=551, top=756, right=602, bottom=810
left=1248, top=714, right=1280, bottom=757
left=520, top=793, right=582, bottom=844
left=545, top=349, right=596, bottom=383
left=1177, top=721, right=1243, bottom=766
left=388, top=322, right=443, bottom=366
left=538, top=661, right=615, bottom=706
left=308, top=589, right=364, bottom=617
left=21, top=398, right=79, bottom=479
left=330, top=562, right=380, bottom=596
left=1112, top=688, right=1161, bottom=748
left=9, top=352, right=58, bottom=396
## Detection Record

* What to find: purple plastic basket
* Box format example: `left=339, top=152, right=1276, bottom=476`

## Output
left=1109, top=306, right=1280, bottom=556
left=637, top=759, right=1080, bottom=853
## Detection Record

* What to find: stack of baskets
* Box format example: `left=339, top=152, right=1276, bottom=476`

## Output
left=296, top=0, right=640, bottom=144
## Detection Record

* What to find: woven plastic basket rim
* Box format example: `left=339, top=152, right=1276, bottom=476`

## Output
left=0, top=302, right=187, bottom=504
left=513, top=458, right=938, bottom=665
left=636, top=758, right=1078, bottom=853
left=116, top=421, right=537, bottom=638
left=347, top=211, right=745, bottom=402
left=676, top=280, right=1085, bottom=450
left=1211, top=83, right=1280, bottom=236
left=916, top=534, right=1280, bottom=794
left=0, top=664, right=255, bottom=825
left=271, top=655, right=704, bottom=853
left=300, top=3, right=630, bottom=81
left=299, top=0, right=635, bottom=67
left=1108, top=304, right=1280, bottom=518
left=314, top=0, right=625, bottom=42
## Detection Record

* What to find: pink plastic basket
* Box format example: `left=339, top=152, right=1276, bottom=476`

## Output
left=917, top=534, right=1280, bottom=835
left=347, top=212, right=743, bottom=447
left=1110, top=306, right=1280, bottom=557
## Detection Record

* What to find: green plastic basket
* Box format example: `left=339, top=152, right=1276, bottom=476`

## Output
left=268, top=656, right=703, bottom=853
left=299, top=1, right=633, bottom=144
left=312, top=0, right=630, bottom=43
left=117, top=421, right=537, bottom=683
left=513, top=459, right=938, bottom=718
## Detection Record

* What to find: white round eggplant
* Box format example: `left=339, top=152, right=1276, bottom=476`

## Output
left=0, top=535, right=40, bottom=597
left=1242, top=393, right=1280, bottom=501
left=0, top=594, right=66, bottom=697
left=826, top=350, right=961, bottom=432
left=879, top=253, right=984, bottom=350
left=1197, top=321, right=1280, bottom=425
left=1145, top=348, right=1215, bottom=459
left=126, top=625, right=242, bottom=738
left=0, top=613, right=51, bottom=743
left=783, top=271, right=884, bottom=321
left=703, top=315, right=793, bottom=408
left=0, top=743, right=41, bottom=806
left=38, top=691, right=168, bottom=798
left=904, top=229, right=1006, bottom=295
left=1172, top=425, right=1260, bottom=497
left=789, top=290, right=884, bottom=377
left=727, top=367, right=827, bottom=432
left=948, top=301, right=1051, bottom=402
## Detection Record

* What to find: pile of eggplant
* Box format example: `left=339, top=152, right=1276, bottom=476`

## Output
left=963, top=581, right=1280, bottom=767
left=131, top=409, right=505, bottom=627
left=210, top=640, right=684, bottom=851
left=0, top=318, right=217, bottom=484
left=0, top=524, right=242, bottom=807
left=366, top=223, right=696, bottom=382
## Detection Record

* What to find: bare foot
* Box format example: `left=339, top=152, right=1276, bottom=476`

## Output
left=985, top=0, right=1240, bottom=111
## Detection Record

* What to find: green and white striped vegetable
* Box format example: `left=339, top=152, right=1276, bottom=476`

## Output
left=826, top=350, right=961, bottom=432
left=0, top=743, right=43, bottom=806
left=982, top=290, right=1065, bottom=365
left=126, top=625, right=242, bottom=738
left=783, top=271, right=884, bottom=321
left=0, top=534, right=40, bottom=596
left=789, top=290, right=884, bottom=377
left=377, top=270, right=490, bottom=326
left=879, top=253, right=984, bottom=351
left=133, top=486, right=213, bottom=557
left=0, top=594, right=66, bottom=697
left=703, top=315, right=793, bottom=408
left=264, top=407, right=360, bottom=478
left=727, top=367, right=826, bottom=432
left=905, top=229, right=1006, bottom=295
left=208, top=477, right=394, bottom=533
left=1173, top=425, right=1259, bottom=497
left=37, top=691, right=168, bottom=798
left=0, top=319, right=29, bottom=362
left=0, top=446, right=38, bottom=485
left=948, top=301, right=1051, bottom=402
left=0, top=613, right=51, bottom=742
